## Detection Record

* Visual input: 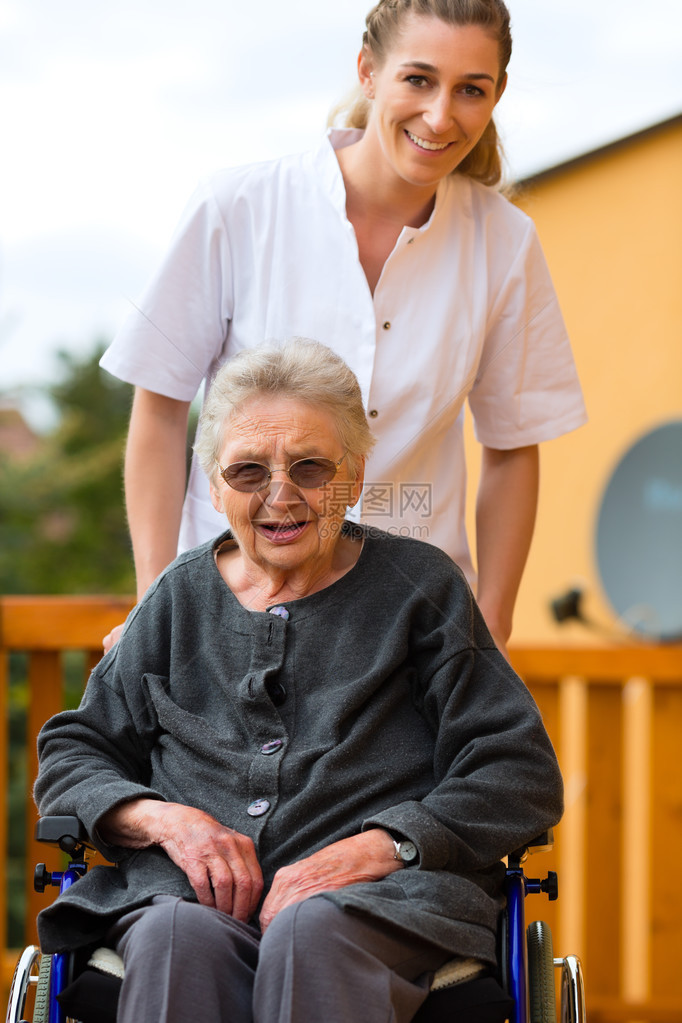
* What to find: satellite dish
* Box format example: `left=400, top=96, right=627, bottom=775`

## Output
left=596, top=420, right=682, bottom=641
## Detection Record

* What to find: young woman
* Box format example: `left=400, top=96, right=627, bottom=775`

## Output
left=101, top=0, right=586, bottom=654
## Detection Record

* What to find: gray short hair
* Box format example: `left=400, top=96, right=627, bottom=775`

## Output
left=195, top=338, right=376, bottom=481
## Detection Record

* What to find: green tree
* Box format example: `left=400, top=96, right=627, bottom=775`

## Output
left=0, top=343, right=135, bottom=594
left=1, top=341, right=203, bottom=946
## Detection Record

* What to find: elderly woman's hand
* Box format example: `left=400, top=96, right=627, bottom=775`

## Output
left=98, top=799, right=264, bottom=922
left=259, top=829, right=401, bottom=932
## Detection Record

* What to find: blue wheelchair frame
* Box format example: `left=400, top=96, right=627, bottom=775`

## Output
left=40, top=857, right=85, bottom=1023
left=505, top=840, right=555, bottom=1023
left=7, top=818, right=586, bottom=1023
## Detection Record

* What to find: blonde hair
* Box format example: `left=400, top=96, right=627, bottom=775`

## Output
left=330, top=0, right=512, bottom=187
left=196, top=338, right=376, bottom=481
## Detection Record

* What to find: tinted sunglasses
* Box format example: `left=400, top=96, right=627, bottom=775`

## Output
left=217, top=453, right=347, bottom=493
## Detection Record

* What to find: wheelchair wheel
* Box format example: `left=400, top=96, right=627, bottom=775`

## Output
left=558, top=954, right=587, bottom=1023
left=32, top=955, right=52, bottom=1023
left=5, top=946, right=41, bottom=1023
left=527, top=920, right=556, bottom=1023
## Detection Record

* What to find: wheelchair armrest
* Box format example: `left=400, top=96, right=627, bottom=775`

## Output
left=35, top=815, right=93, bottom=854
left=508, top=828, right=554, bottom=866
left=526, top=828, right=553, bottom=854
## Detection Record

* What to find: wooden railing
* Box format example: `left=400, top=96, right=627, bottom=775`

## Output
left=0, top=595, right=134, bottom=1001
left=509, top=647, right=682, bottom=1023
left=2, top=595, right=682, bottom=1021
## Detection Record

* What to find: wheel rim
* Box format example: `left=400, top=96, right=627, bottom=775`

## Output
left=6, top=946, right=41, bottom=1023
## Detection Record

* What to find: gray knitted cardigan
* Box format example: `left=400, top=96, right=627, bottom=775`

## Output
left=35, top=525, right=563, bottom=960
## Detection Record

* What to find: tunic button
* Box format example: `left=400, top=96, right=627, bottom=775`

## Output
left=260, top=739, right=283, bottom=755
left=382, top=321, right=391, bottom=330
left=247, top=798, right=271, bottom=817
left=369, top=409, right=378, bottom=418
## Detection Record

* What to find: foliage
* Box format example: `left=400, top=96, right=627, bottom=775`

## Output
left=1, top=342, right=139, bottom=944
left=0, top=344, right=136, bottom=594
left=2, top=345, right=127, bottom=944
left=1, top=340, right=201, bottom=946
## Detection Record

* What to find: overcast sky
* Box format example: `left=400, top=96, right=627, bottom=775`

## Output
left=2, top=0, right=681, bottom=422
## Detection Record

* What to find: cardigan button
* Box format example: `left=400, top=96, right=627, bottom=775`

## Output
left=369, top=409, right=378, bottom=418
left=260, top=739, right=283, bottom=755
left=382, top=321, right=391, bottom=330
left=268, top=605, right=289, bottom=620
left=266, top=681, right=287, bottom=706
left=247, top=798, right=271, bottom=817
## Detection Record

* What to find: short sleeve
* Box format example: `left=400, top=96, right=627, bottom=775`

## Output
left=99, top=179, right=235, bottom=401
left=468, top=220, right=587, bottom=449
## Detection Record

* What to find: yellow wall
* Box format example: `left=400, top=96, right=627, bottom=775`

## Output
left=465, top=118, right=682, bottom=645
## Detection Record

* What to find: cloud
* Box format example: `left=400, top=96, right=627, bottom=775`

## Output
left=1, top=0, right=681, bottom=390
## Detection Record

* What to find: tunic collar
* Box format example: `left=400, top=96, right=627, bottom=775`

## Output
left=316, top=127, right=455, bottom=235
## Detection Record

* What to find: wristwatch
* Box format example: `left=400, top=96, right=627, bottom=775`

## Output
left=391, top=837, right=419, bottom=866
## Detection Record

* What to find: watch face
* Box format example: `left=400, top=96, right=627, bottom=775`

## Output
left=399, top=840, right=418, bottom=864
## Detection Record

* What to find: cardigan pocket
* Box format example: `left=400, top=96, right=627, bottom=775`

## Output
left=140, top=673, right=253, bottom=799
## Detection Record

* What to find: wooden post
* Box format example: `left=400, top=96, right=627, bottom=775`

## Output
left=0, top=650, right=8, bottom=961
left=620, top=677, right=652, bottom=1016
left=558, top=675, right=588, bottom=961
left=25, top=652, right=66, bottom=945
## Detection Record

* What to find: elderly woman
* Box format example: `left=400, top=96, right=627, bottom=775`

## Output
left=35, top=339, right=563, bottom=1023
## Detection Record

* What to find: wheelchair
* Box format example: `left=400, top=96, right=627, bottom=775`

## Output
left=7, top=817, right=586, bottom=1023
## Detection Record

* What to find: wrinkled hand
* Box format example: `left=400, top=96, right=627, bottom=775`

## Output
left=99, top=800, right=263, bottom=921
left=102, top=622, right=125, bottom=654
left=259, top=829, right=400, bottom=932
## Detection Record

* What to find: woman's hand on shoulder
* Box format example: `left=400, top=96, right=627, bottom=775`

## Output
left=99, top=799, right=263, bottom=922
left=102, top=623, right=125, bottom=653
left=259, top=828, right=400, bottom=932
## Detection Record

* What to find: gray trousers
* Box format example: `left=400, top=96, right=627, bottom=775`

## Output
left=107, top=895, right=451, bottom=1023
